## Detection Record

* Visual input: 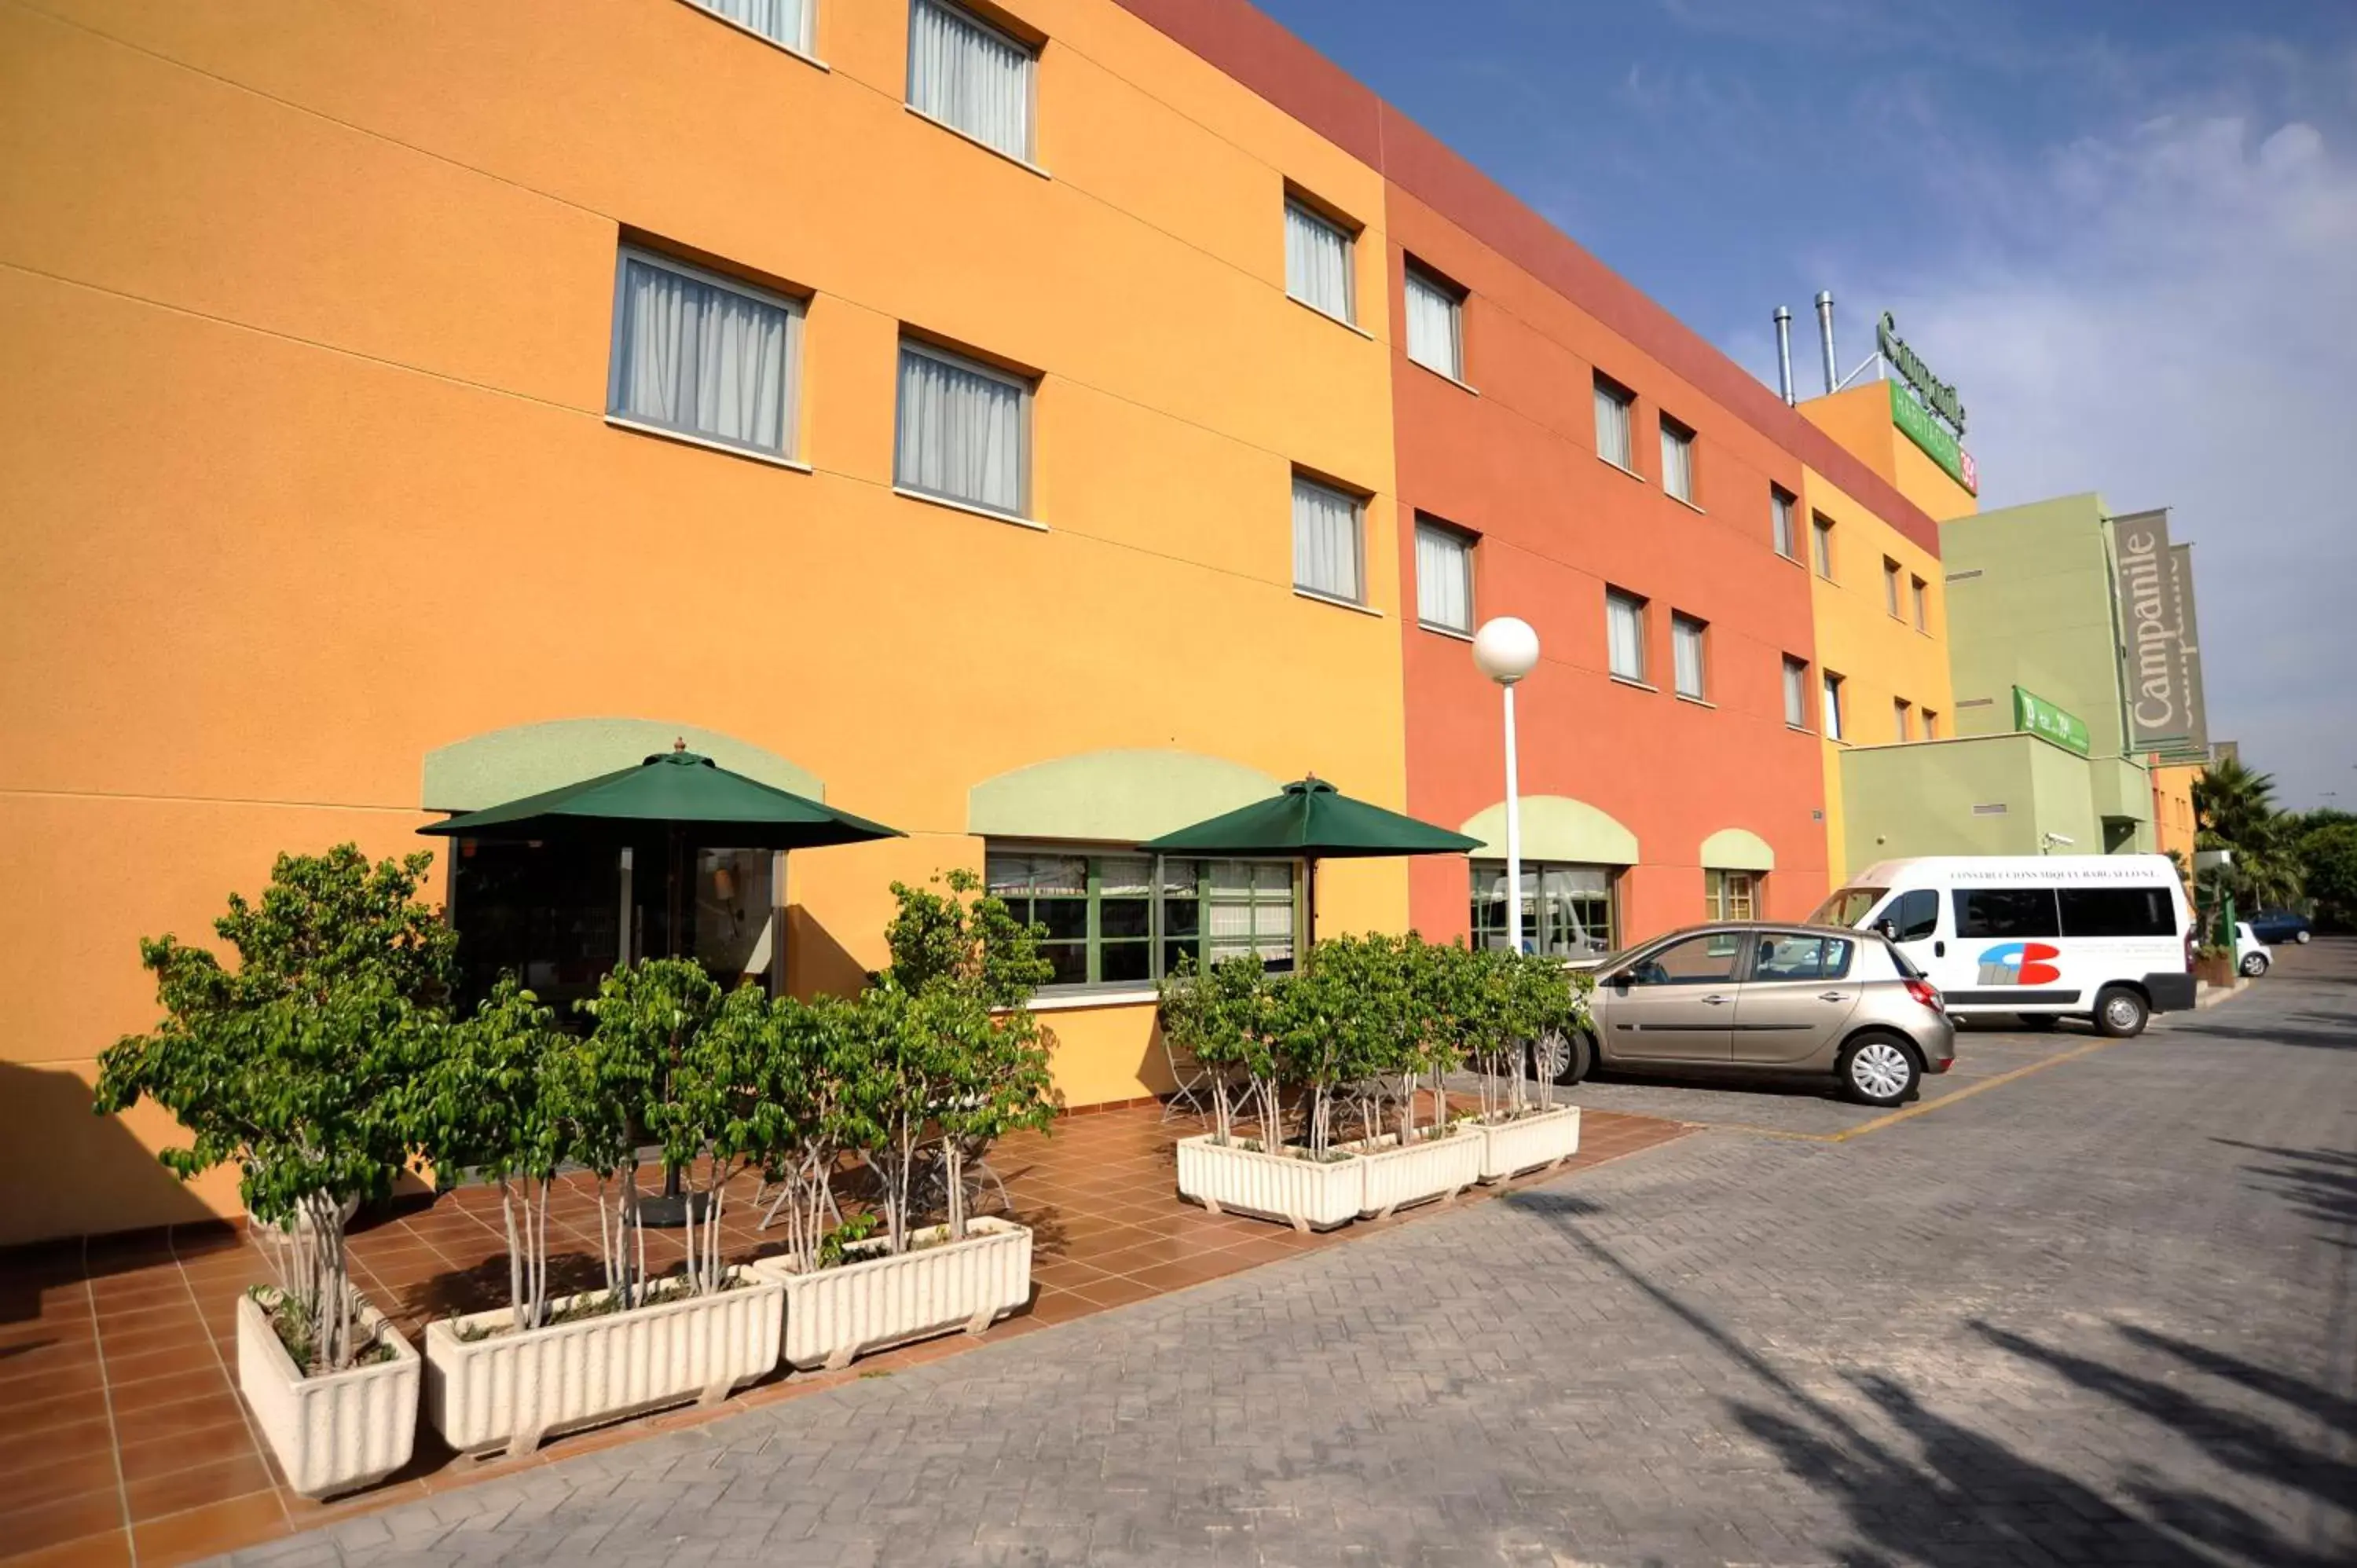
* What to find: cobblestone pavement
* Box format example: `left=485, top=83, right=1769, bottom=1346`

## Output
left=224, top=945, right=2357, bottom=1567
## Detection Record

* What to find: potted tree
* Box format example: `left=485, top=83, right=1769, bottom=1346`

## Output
left=416, top=961, right=786, bottom=1456
left=93, top=846, right=445, bottom=1498
left=750, top=872, right=1054, bottom=1371
left=1332, top=935, right=1483, bottom=1220
left=1465, top=948, right=1589, bottom=1184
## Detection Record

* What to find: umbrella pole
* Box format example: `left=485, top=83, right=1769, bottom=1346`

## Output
left=652, top=828, right=691, bottom=1222
left=1304, top=856, right=1318, bottom=963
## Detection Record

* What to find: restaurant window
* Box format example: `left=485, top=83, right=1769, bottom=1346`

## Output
left=1772, top=486, right=1798, bottom=559
left=1404, top=264, right=1464, bottom=380
left=608, top=246, right=802, bottom=459
left=1594, top=375, right=1635, bottom=471
left=985, top=848, right=1298, bottom=991
left=1292, top=474, right=1364, bottom=605
left=691, top=0, right=814, bottom=54
left=1783, top=656, right=1810, bottom=729
left=1705, top=868, right=1759, bottom=921
left=1470, top=861, right=1618, bottom=956
left=1284, top=197, right=1355, bottom=324
left=1414, top=518, right=1475, bottom=634
left=907, top=0, right=1036, bottom=162
left=1672, top=613, right=1708, bottom=700
left=1823, top=671, right=1846, bottom=741
left=1660, top=415, right=1696, bottom=504
left=1813, top=513, right=1835, bottom=579
left=896, top=338, right=1028, bottom=516
left=1607, top=588, right=1648, bottom=683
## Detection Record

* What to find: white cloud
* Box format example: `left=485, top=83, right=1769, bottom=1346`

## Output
left=1828, top=113, right=2357, bottom=807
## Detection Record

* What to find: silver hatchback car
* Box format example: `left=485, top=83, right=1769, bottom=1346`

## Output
left=1556, top=922, right=1956, bottom=1106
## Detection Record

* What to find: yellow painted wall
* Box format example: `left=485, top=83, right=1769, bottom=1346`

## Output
left=1798, top=467, right=1957, bottom=879
left=2153, top=764, right=2202, bottom=866
left=0, top=0, right=1409, bottom=1242
left=1798, top=383, right=1979, bottom=522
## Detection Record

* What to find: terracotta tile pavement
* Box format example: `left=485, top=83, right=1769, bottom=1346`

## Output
left=0, top=1102, right=1685, bottom=1566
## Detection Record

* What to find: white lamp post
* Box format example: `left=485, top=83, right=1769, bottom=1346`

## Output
left=1472, top=617, right=1541, bottom=953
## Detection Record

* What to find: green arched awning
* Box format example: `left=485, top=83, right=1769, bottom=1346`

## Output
left=1700, top=827, right=1776, bottom=871
left=968, top=749, right=1282, bottom=842
left=1458, top=796, right=1640, bottom=866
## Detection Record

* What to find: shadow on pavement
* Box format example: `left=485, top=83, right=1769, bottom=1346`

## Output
left=1511, top=1189, right=2356, bottom=1566
left=2162, top=1011, right=2357, bottom=1053
left=2212, top=1138, right=2357, bottom=1245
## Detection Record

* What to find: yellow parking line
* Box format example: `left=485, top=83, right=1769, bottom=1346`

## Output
left=1824, top=1036, right=2122, bottom=1142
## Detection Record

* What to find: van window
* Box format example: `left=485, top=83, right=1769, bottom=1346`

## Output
left=1886, top=888, right=1939, bottom=941
left=1954, top=888, right=2060, bottom=939
left=2058, top=887, right=2177, bottom=938
left=1812, top=887, right=1886, bottom=926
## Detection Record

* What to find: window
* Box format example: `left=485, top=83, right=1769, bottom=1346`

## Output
left=1704, top=869, right=1759, bottom=921
left=1783, top=657, right=1810, bottom=729
left=1894, top=698, right=1913, bottom=741
left=1912, top=574, right=1930, bottom=632
left=986, top=849, right=1299, bottom=990
left=1606, top=588, right=1648, bottom=682
left=907, top=0, right=1036, bottom=162
left=1284, top=197, right=1355, bottom=324
left=691, top=0, right=813, bottom=53
left=1414, top=518, right=1474, bottom=634
left=896, top=339, right=1028, bottom=515
left=1922, top=708, right=1940, bottom=739
left=1403, top=265, right=1463, bottom=380
left=1884, top=558, right=1903, bottom=617
left=1624, top=932, right=1741, bottom=986
left=608, top=247, right=802, bottom=458
left=2058, top=887, right=2178, bottom=938
left=1953, top=888, right=2061, bottom=940
left=1822, top=671, right=1846, bottom=740
left=1886, top=888, right=1940, bottom=941
left=1659, top=416, right=1695, bottom=504
left=1292, top=474, right=1364, bottom=604
left=1812, top=513, right=1835, bottom=579
left=1772, top=487, right=1798, bottom=559
left=1671, top=613, right=1708, bottom=700
left=1749, top=934, right=1853, bottom=982
left=1470, top=862, right=1618, bottom=956
left=1594, top=376, right=1634, bottom=470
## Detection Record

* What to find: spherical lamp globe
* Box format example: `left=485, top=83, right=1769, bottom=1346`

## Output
left=1472, top=616, right=1541, bottom=686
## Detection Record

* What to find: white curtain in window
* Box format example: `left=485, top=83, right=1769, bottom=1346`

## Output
left=1773, top=491, right=1795, bottom=556
left=1414, top=523, right=1471, bottom=632
left=1783, top=660, right=1807, bottom=727
left=1292, top=477, right=1362, bottom=602
left=896, top=345, right=1022, bottom=513
left=612, top=255, right=794, bottom=454
left=1673, top=617, right=1706, bottom=698
left=1607, top=594, right=1645, bottom=680
left=1595, top=385, right=1632, bottom=468
left=1285, top=201, right=1353, bottom=321
left=1405, top=270, right=1460, bottom=377
left=697, top=0, right=809, bottom=50
left=907, top=0, right=1032, bottom=159
left=1824, top=674, right=1845, bottom=740
left=1813, top=520, right=1834, bottom=577
left=1662, top=426, right=1694, bottom=501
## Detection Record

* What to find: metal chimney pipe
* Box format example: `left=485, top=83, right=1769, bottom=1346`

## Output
left=1772, top=306, right=1796, bottom=406
left=1814, top=291, right=1838, bottom=395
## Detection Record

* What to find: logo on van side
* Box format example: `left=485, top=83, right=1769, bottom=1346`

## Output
left=1976, top=942, right=2062, bottom=986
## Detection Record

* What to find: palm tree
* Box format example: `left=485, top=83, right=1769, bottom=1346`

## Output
left=2193, top=757, right=2303, bottom=915
left=2194, top=755, right=2278, bottom=844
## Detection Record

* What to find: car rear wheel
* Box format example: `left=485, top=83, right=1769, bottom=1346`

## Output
left=2239, top=951, right=2269, bottom=978
left=1838, top=1033, right=1919, bottom=1107
left=1532, top=1028, right=1594, bottom=1086
left=2094, top=984, right=2150, bottom=1038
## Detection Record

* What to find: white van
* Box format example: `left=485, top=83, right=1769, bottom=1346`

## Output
left=1809, top=855, right=2195, bottom=1037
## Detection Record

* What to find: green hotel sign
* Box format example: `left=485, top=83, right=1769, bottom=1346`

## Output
left=1887, top=379, right=1978, bottom=496
left=2014, top=686, right=2091, bottom=756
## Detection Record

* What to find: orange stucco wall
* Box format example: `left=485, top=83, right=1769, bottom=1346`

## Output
left=1798, top=383, right=1980, bottom=522
left=2154, top=764, right=2202, bottom=866
left=0, top=0, right=1412, bottom=1243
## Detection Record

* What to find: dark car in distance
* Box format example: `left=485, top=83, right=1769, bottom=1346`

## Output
left=2247, top=909, right=2314, bottom=945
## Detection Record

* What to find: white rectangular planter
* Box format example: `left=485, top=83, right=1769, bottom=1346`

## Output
left=1347, top=1124, right=1483, bottom=1219
left=236, top=1289, right=418, bottom=1500
left=750, top=1215, right=1032, bottom=1372
left=1175, top=1134, right=1363, bottom=1233
left=1475, top=1105, right=1583, bottom=1185
left=423, top=1266, right=783, bottom=1456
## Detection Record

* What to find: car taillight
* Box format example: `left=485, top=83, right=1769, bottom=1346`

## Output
left=1905, top=978, right=1944, bottom=1013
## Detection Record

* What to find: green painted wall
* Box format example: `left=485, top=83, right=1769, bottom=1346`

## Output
left=1839, top=733, right=2117, bottom=866
left=1939, top=493, right=2135, bottom=762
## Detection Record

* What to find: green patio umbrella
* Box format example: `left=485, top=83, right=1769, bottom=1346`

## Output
left=417, top=742, right=901, bottom=851
left=1142, top=777, right=1479, bottom=949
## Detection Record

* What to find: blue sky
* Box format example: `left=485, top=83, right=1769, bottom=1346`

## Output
left=1257, top=0, right=2357, bottom=809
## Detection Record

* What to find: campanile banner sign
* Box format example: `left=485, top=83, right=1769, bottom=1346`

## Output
left=2108, top=509, right=2209, bottom=760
